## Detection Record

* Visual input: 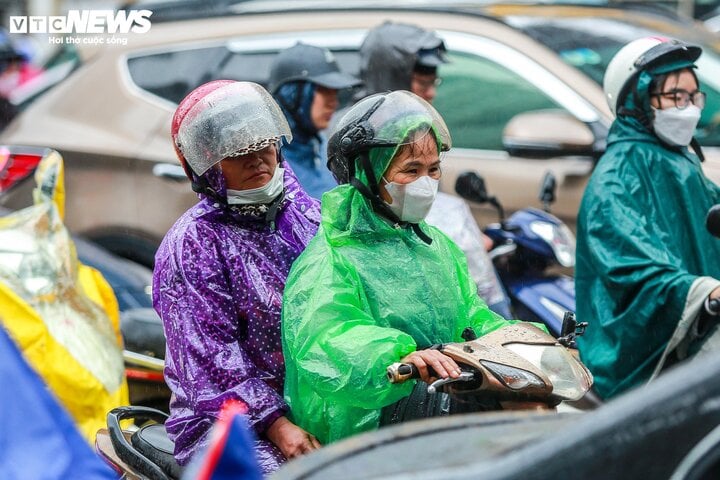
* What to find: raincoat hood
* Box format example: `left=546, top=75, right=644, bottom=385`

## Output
left=358, top=21, right=446, bottom=97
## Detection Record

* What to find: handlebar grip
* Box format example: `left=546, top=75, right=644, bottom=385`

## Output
left=387, top=363, right=419, bottom=383
left=708, top=298, right=720, bottom=316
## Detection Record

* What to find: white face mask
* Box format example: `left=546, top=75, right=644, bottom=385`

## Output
left=383, top=175, right=439, bottom=223
left=226, top=167, right=284, bottom=205
left=652, top=105, right=701, bottom=147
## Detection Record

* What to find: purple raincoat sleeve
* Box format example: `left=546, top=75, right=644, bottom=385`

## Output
left=153, top=221, right=288, bottom=466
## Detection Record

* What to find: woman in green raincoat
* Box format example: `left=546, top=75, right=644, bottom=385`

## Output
left=281, top=90, right=512, bottom=444
left=576, top=37, right=720, bottom=400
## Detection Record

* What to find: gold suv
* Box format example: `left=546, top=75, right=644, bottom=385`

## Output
left=2, top=2, right=720, bottom=265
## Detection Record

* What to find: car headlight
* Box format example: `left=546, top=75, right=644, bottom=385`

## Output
left=480, top=360, right=546, bottom=390
left=504, top=343, right=592, bottom=401
left=529, top=220, right=576, bottom=267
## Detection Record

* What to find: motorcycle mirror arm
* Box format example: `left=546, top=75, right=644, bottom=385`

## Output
left=557, top=311, right=588, bottom=348
left=488, top=196, right=506, bottom=223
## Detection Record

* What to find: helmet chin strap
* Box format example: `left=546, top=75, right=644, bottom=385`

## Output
left=191, top=174, right=226, bottom=206
left=691, top=137, right=705, bottom=162
left=351, top=152, right=433, bottom=244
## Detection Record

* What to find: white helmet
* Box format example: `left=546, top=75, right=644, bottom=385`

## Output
left=603, top=37, right=702, bottom=116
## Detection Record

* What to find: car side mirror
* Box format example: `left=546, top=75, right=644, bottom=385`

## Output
left=502, top=109, right=596, bottom=158
left=152, top=163, right=188, bottom=182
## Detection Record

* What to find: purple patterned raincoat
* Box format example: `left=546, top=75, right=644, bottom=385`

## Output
left=152, top=165, right=320, bottom=473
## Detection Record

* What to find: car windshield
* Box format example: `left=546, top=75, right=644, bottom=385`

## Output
left=505, top=13, right=720, bottom=146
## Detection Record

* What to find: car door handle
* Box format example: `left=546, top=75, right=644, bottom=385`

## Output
left=152, top=163, right=188, bottom=182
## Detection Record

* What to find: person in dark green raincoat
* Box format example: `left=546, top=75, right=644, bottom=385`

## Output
left=281, top=90, right=514, bottom=444
left=576, top=37, right=720, bottom=400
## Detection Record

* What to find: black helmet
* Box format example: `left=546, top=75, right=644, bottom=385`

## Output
left=268, top=42, right=361, bottom=93
left=327, top=90, right=451, bottom=185
left=327, top=90, right=451, bottom=241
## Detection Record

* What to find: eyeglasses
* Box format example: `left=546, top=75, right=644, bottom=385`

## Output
left=651, top=89, right=706, bottom=110
left=412, top=76, right=443, bottom=91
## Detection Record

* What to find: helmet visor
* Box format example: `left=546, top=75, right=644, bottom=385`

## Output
left=635, top=40, right=702, bottom=71
left=176, top=82, right=291, bottom=176
left=336, top=90, right=451, bottom=153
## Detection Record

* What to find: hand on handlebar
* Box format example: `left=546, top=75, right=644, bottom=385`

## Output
left=400, top=349, right=462, bottom=384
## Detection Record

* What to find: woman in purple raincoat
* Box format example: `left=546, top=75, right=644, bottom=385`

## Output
left=153, top=80, right=322, bottom=474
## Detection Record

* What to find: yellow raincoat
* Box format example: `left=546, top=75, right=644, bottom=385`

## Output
left=0, top=150, right=128, bottom=442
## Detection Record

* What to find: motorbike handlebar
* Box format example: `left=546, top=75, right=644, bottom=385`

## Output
left=387, top=362, right=420, bottom=383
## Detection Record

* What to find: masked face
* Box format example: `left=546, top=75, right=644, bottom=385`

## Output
left=220, top=144, right=278, bottom=190
left=650, top=69, right=702, bottom=147
left=380, top=131, right=441, bottom=223
left=652, top=105, right=701, bottom=147
left=226, top=166, right=284, bottom=205
left=222, top=144, right=284, bottom=204
left=383, top=175, right=439, bottom=223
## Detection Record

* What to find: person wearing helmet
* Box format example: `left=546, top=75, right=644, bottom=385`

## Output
left=346, top=20, right=512, bottom=318
left=268, top=42, right=361, bottom=200
left=575, top=37, right=720, bottom=400
left=152, top=80, right=321, bottom=473
left=281, top=90, right=519, bottom=444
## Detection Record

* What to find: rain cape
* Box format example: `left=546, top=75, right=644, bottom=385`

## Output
left=576, top=66, right=720, bottom=399
left=282, top=126, right=511, bottom=443
left=153, top=164, right=320, bottom=471
left=0, top=150, right=128, bottom=442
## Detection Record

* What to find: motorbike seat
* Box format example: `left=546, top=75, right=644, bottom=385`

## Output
left=131, top=423, right=182, bottom=479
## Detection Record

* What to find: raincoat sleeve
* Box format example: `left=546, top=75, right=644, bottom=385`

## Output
left=157, top=230, right=287, bottom=436
left=282, top=251, right=417, bottom=410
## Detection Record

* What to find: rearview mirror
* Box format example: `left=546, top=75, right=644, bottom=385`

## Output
left=455, top=172, right=489, bottom=204
left=502, top=110, right=596, bottom=158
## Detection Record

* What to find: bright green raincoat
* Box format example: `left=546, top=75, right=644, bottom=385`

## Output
left=576, top=65, right=720, bottom=399
left=281, top=141, right=510, bottom=444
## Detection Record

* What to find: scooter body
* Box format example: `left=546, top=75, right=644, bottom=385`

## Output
left=485, top=207, right=576, bottom=336
left=387, top=321, right=592, bottom=408
left=454, top=172, right=576, bottom=337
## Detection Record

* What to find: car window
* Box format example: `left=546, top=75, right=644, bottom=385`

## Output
left=127, top=45, right=275, bottom=104
left=434, top=51, right=561, bottom=151
left=12, top=44, right=80, bottom=110
left=127, top=45, right=361, bottom=106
